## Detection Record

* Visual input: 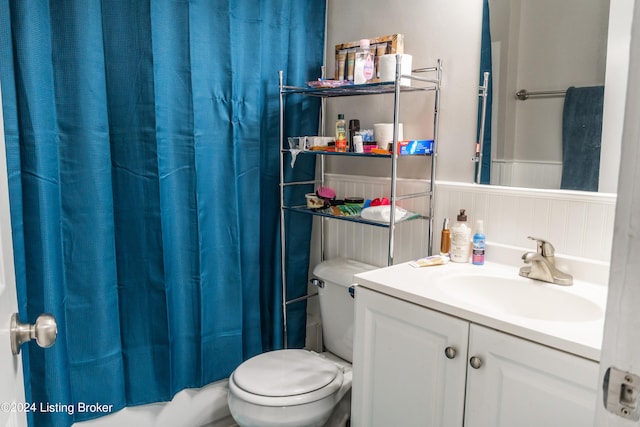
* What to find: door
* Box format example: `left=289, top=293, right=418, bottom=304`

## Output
left=351, top=287, right=469, bottom=427
left=0, top=85, right=28, bottom=427
left=595, top=1, right=640, bottom=425
left=465, top=324, right=599, bottom=427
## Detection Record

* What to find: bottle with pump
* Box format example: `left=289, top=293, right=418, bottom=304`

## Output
left=335, top=114, right=347, bottom=152
left=472, top=220, right=485, bottom=265
left=440, top=218, right=450, bottom=257
left=450, top=209, right=471, bottom=263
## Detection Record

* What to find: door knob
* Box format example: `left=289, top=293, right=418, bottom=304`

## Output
left=10, top=313, right=57, bottom=355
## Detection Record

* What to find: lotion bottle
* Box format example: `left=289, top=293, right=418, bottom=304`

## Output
left=472, top=219, right=485, bottom=265
left=450, top=209, right=471, bottom=263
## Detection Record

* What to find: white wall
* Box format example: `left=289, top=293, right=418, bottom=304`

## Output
left=323, top=0, right=483, bottom=183
left=490, top=0, right=609, bottom=165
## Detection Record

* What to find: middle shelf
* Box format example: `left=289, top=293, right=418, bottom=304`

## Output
left=284, top=202, right=431, bottom=229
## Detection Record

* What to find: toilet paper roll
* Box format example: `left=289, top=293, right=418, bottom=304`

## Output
left=374, top=123, right=403, bottom=150
left=379, top=54, right=413, bottom=86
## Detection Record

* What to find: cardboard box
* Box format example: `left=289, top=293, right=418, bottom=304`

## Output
left=334, top=34, right=404, bottom=81
left=398, top=140, right=433, bottom=155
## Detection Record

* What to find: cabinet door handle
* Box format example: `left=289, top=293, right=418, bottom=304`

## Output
left=444, top=346, right=457, bottom=359
left=469, top=356, right=483, bottom=369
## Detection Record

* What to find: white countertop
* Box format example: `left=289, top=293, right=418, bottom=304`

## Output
left=354, top=258, right=607, bottom=361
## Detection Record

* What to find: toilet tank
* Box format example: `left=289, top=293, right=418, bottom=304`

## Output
left=312, top=258, right=378, bottom=363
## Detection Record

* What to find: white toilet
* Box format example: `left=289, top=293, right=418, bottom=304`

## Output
left=227, top=258, right=377, bottom=427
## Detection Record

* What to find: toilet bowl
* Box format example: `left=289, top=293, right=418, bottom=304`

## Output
left=227, top=349, right=352, bottom=427
left=227, top=258, right=377, bottom=427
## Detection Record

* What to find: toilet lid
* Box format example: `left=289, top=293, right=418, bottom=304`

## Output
left=233, top=349, right=340, bottom=397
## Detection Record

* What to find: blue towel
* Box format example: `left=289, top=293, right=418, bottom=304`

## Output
left=560, top=85, right=605, bottom=191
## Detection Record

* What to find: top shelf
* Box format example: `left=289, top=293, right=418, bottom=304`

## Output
left=280, top=61, right=441, bottom=98
left=281, top=67, right=441, bottom=98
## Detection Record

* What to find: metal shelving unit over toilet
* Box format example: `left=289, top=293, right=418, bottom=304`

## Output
left=278, top=57, right=442, bottom=347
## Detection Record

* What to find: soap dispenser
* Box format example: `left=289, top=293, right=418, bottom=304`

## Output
left=450, top=209, right=471, bottom=263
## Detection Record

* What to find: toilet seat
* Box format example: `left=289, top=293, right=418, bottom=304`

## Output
left=229, top=349, right=344, bottom=407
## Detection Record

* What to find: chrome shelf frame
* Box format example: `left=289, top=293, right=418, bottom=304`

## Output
left=278, top=57, right=442, bottom=348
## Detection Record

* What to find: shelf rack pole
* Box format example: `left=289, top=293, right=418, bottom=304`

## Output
left=278, top=70, right=289, bottom=349
left=428, top=59, right=443, bottom=256
left=387, top=54, right=403, bottom=266
left=320, top=98, right=326, bottom=263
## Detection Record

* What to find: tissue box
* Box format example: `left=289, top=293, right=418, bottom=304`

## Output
left=398, top=140, right=433, bottom=155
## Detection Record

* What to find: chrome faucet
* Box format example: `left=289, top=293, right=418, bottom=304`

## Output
left=519, top=237, right=573, bottom=286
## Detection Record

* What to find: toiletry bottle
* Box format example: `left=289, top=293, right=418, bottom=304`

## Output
left=354, top=39, right=374, bottom=84
left=472, top=220, right=485, bottom=265
left=440, top=218, right=451, bottom=257
left=335, top=114, right=347, bottom=152
left=348, top=119, right=360, bottom=152
left=346, top=49, right=355, bottom=81
left=450, top=209, right=471, bottom=263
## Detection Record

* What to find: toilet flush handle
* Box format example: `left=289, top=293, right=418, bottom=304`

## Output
left=309, top=278, right=324, bottom=288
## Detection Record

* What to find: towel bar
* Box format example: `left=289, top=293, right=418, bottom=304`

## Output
left=516, top=89, right=567, bottom=101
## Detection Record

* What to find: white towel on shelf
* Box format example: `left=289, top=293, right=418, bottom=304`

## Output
left=360, top=205, right=415, bottom=223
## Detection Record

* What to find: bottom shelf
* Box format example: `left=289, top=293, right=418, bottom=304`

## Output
left=284, top=205, right=428, bottom=228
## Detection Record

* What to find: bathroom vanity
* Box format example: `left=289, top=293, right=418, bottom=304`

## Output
left=350, top=255, right=606, bottom=427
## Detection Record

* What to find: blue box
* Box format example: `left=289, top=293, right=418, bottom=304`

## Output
left=398, top=140, right=434, bottom=155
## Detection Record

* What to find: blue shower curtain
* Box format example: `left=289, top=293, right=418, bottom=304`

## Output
left=0, top=1, right=324, bottom=426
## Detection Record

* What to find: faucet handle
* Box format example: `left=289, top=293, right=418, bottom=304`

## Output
left=527, top=236, right=555, bottom=257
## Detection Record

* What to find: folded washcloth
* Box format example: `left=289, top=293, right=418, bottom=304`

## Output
left=360, top=205, right=418, bottom=224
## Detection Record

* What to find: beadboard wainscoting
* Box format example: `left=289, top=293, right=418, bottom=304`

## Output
left=315, top=175, right=616, bottom=266
left=434, top=181, right=616, bottom=263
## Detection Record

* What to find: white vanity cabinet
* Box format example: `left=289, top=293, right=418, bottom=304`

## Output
left=464, top=323, right=599, bottom=427
left=351, top=286, right=469, bottom=427
left=351, top=287, right=600, bottom=427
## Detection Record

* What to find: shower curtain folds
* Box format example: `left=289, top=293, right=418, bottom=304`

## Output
left=0, top=1, right=325, bottom=426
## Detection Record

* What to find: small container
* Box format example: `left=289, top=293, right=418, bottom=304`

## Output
left=440, top=218, right=451, bottom=256
left=305, top=193, right=325, bottom=210
left=349, top=119, right=360, bottom=152
left=472, top=220, right=486, bottom=265
left=353, top=134, right=364, bottom=153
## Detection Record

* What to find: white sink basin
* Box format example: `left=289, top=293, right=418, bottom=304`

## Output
left=435, top=273, right=604, bottom=322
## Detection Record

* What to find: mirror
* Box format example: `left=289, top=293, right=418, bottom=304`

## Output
left=477, top=0, right=610, bottom=191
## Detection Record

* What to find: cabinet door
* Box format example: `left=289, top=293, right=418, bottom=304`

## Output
left=351, top=287, right=469, bottom=427
left=465, top=324, right=599, bottom=427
